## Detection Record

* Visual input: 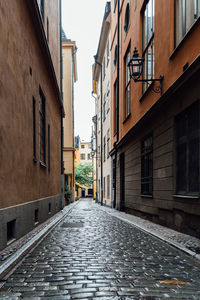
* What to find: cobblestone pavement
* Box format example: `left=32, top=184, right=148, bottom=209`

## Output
left=0, top=199, right=200, bottom=300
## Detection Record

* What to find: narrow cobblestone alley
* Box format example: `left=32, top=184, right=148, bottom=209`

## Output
left=1, top=199, right=200, bottom=300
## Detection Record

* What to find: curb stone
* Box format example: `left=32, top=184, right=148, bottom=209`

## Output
left=93, top=201, right=200, bottom=261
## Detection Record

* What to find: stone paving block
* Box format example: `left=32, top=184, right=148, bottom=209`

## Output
left=71, top=292, right=94, bottom=299
left=70, top=287, right=97, bottom=294
left=95, top=291, right=118, bottom=297
left=59, top=284, right=83, bottom=290
left=42, top=296, right=71, bottom=300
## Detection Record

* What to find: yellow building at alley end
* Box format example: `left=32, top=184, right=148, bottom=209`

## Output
left=62, top=29, right=77, bottom=204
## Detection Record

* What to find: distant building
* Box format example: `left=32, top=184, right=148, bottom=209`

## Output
left=93, top=2, right=112, bottom=207
left=62, top=30, right=78, bottom=204
left=0, top=0, right=62, bottom=250
left=74, top=138, right=93, bottom=198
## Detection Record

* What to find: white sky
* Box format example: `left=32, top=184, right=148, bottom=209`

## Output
left=62, top=0, right=107, bottom=142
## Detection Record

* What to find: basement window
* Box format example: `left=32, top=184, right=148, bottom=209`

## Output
left=34, top=209, right=39, bottom=224
left=7, top=219, right=16, bottom=244
left=48, top=203, right=51, bottom=214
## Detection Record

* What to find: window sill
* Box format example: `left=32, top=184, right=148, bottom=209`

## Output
left=139, top=82, right=154, bottom=103
left=123, top=113, right=131, bottom=124
left=34, top=221, right=39, bottom=226
left=40, top=161, right=47, bottom=168
left=173, top=194, right=199, bottom=199
left=140, top=194, right=153, bottom=198
left=170, top=16, right=200, bottom=60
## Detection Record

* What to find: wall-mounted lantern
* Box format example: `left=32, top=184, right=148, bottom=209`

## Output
left=128, top=47, right=164, bottom=95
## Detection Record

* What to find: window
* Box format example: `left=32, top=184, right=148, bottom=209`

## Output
left=37, top=0, right=44, bottom=22
left=39, top=88, right=46, bottom=165
left=33, top=97, right=37, bottom=162
left=48, top=125, right=50, bottom=173
left=48, top=203, right=51, bottom=214
left=107, top=129, right=110, bottom=158
left=142, top=0, right=154, bottom=93
left=81, top=145, right=85, bottom=149
left=175, top=101, right=199, bottom=195
left=114, top=80, right=118, bottom=134
left=124, top=2, right=130, bottom=33
left=34, top=209, right=39, bottom=224
left=98, top=111, right=100, bottom=133
left=114, top=45, right=118, bottom=69
left=103, top=136, right=106, bottom=161
left=107, top=175, right=110, bottom=199
left=88, top=153, right=91, bottom=160
left=103, top=57, right=106, bottom=79
left=98, top=146, right=100, bottom=167
left=124, top=47, right=131, bottom=118
left=103, top=177, right=106, bottom=198
left=7, top=219, right=16, bottom=243
left=103, top=94, right=106, bottom=121
left=175, top=0, right=200, bottom=46
left=80, top=153, right=86, bottom=160
left=141, top=134, right=153, bottom=195
left=106, top=40, right=110, bottom=65
left=47, top=17, right=49, bottom=43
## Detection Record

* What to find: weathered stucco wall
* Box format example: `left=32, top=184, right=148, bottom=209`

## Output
left=0, top=0, right=61, bottom=210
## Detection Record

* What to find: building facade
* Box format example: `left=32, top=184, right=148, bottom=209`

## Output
left=74, top=138, right=93, bottom=198
left=62, top=30, right=78, bottom=203
left=93, top=2, right=112, bottom=207
left=110, top=0, right=200, bottom=237
left=0, top=0, right=62, bottom=250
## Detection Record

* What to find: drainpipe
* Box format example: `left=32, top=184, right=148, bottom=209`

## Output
left=72, top=46, right=78, bottom=202
left=94, top=57, right=103, bottom=206
left=113, top=0, right=120, bottom=209
left=59, top=0, right=64, bottom=209
left=92, top=91, right=98, bottom=203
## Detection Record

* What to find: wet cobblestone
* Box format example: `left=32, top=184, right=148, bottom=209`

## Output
left=0, top=199, right=200, bottom=299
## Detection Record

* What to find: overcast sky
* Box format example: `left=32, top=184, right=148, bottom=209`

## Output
left=62, top=0, right=107, bottom=142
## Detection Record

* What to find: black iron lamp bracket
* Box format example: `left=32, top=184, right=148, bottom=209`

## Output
left=134, top=75, right=164, bottom=96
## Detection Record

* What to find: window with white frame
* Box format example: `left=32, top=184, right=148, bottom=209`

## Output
left=175, top=0, right=200, bottom=46
left=142, top=0, right=154, bottom=93
left=103, top=94, right=106, bottom=121
left=103, top=136, right=106, bottom=161
left=106, top=40, right=110, bottom=66
left=107, top=129, right=110, bottom=158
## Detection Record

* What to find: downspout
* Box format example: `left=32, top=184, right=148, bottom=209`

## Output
left=113, top=0, right=120, bottom=209
left=94, top=58, right=103, bottom=206
left=92, top=91, right=98, bottom=203
left=72, top=46, right=78, bottom=202
left=59, top=0, right=64, bottom=209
